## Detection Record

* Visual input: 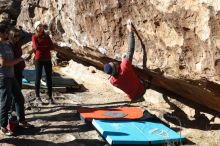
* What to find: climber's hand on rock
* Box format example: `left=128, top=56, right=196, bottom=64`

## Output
left=127, top=19, right=133, bottom=32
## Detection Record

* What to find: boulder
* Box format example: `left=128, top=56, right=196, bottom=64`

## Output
left=14, top=0, right=220, bottom=111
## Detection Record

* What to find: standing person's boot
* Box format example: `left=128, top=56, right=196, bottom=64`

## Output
left=35, top=97, right=43, bottom=105
left=48, top=97, right=54, bottom=104
left=0, top=127, right=13, bottom=136
left=19, top=121, right=34, bottom=128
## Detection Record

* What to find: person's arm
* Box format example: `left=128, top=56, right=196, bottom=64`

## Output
left=0, top=56, right=23, bottom=67
left=28, top=49, right=35, bottom=55
left=126, top=31, right=135, bottom=62
left=43, top=34, right=55, bottom=51
left=32, top=35, right=46, bottom=51
left=47, top=35, right=54, bottom=50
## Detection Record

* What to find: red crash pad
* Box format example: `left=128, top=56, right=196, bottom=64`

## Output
left=78, top=107, right=143, bottom=122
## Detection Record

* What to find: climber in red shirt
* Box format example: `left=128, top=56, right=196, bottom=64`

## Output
left=104, top=20, right=150, bottom=101
left=32, top=21, right=55, bottom=105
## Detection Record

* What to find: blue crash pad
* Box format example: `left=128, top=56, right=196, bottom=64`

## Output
left=22, top=78, right=29, bottom=83
left=92, top=120, right=184, bottom=145
left=23, top=69, right=46, bottom=81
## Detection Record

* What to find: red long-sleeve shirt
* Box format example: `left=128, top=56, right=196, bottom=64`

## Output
left=32, top=33, right=54, bottom=60
left=110, top=59, right=145, bottom=100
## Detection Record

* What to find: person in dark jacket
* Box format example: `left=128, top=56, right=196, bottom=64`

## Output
left=8, top=28, right=27, bottom=119
left=103, top=21, right=150, bottom=101
left=32, top=21, right=54, bottom=104
left=8, top=28, right=26, bottom=88
left=0, top=25, right=33, bottom=136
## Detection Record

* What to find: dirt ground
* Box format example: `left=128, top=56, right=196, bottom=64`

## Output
left=0, top=60, right=219, bottom=146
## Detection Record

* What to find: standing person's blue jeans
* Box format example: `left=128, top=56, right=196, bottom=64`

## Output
left=34, top=60, right=52, bottom=99
left=14, top=69, right=23, bottom=88
left=10, top=69, right=23, bottom=114
left=0, top=77, right=25, bottom=128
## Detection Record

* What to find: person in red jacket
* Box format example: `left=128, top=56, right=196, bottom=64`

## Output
left=32, top=21, right=54, bottom=104
left=103, top=21, right=150, bottom=101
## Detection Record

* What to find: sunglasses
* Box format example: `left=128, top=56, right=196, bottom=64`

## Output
left=14, top=34, right=20, bottom=38
left=38, top=24, right=44, bottom=28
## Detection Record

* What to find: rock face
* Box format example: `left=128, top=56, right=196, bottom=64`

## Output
left=2, top=0, right=220, bottom=111
left=16, top=0, right=220, bottom=81
left=0, top=0, right=21, bottom=25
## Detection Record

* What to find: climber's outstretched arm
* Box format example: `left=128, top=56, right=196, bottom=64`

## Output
left=126, top=20, right=135, bottom=62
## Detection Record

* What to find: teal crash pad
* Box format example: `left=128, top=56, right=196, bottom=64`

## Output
left=22, top=78, right=29, bottom=83
left=92, top=120, right=184, bottom=145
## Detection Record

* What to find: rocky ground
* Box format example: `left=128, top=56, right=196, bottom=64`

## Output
left=0, top=60, right=219, bottom=146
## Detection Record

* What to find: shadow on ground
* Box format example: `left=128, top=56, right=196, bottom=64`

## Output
left=150, top=86, right=220, bottom=130
left=0, top=138, right=106, bottom=146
